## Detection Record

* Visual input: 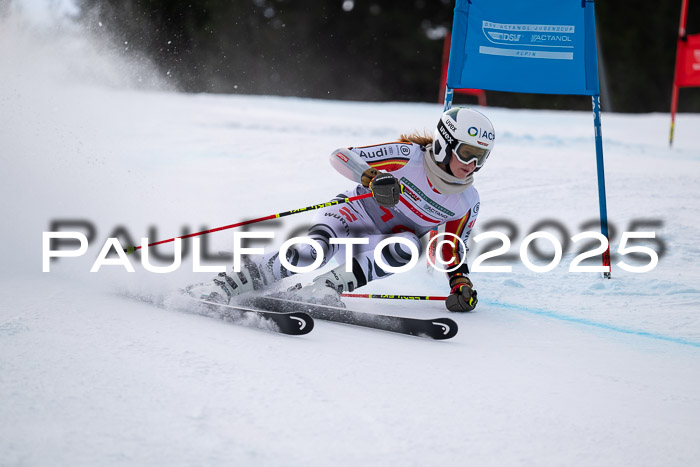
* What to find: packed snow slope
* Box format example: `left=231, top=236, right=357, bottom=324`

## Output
left=2, top=8, right=700, bottom=467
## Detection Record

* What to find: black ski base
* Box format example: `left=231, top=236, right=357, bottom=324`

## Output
left=188, top=296, right=314, bottom=336
left=245, top=296, right=458, bottom=340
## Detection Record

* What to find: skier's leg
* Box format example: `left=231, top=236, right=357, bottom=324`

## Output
left=189, top=191, right=372, bottom=303
left=258, top=191, right=377, bottom=282
left=306, top=230, right=422, bottom=295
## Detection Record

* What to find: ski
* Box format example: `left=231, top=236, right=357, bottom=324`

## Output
left=244, top=296, right=458, bottom=340
left=187, top=296, right=315, bottom=336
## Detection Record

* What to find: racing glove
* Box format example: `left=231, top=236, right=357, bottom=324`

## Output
left=445, top=275, right=478, bottom=312
left=366, top=170, right=402, bottom=208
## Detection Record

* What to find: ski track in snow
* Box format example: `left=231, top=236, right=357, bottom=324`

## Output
left=2, top=9, right=700, bottom=466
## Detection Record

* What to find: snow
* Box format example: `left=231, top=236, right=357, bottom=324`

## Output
left=2, top=7, right=700, bottom=467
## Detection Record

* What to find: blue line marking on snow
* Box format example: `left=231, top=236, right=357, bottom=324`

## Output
left=484, top=300, right=700, bottom=349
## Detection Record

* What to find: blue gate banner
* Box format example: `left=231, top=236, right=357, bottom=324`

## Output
left=447, top=0, right=600, bottom=95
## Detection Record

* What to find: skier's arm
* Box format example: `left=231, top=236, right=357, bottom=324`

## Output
left=329, top=142, right=414, bottom=184
left=441, top=209, right=479, bottom=312
left=441, top=212, right=475, bottom=279
left=329, top=148, right=373, bottom=185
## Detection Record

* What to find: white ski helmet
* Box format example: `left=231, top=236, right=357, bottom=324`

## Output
left=433, top=107, right=495, bottom=171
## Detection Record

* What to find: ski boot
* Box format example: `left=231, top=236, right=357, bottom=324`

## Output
left=286, top=267, right=361, bottom=307
left=187, top=257, right=271, bottom=304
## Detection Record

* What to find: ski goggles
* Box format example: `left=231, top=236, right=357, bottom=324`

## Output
left=453, top=142, right=490, bottom=167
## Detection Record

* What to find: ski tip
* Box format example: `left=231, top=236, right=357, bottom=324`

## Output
left=428, top=317, right=458, bottom=340
left=285, top=312, right=315, bottom=335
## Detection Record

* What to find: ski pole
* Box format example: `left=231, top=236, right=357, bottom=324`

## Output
left=341, top=293, right=447, bottom=301
left=126, top=192, right=374, bottom=254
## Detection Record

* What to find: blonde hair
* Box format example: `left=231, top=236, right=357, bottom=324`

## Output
left=398, top=130, right=433, bottom=147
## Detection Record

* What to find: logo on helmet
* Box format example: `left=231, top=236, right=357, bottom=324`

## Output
left=469, top=126, right=495, bottom=141
left=438, top=122, right=455, bottom=145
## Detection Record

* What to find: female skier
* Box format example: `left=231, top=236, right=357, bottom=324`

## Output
left=190, top=107, right=495, bottom=312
